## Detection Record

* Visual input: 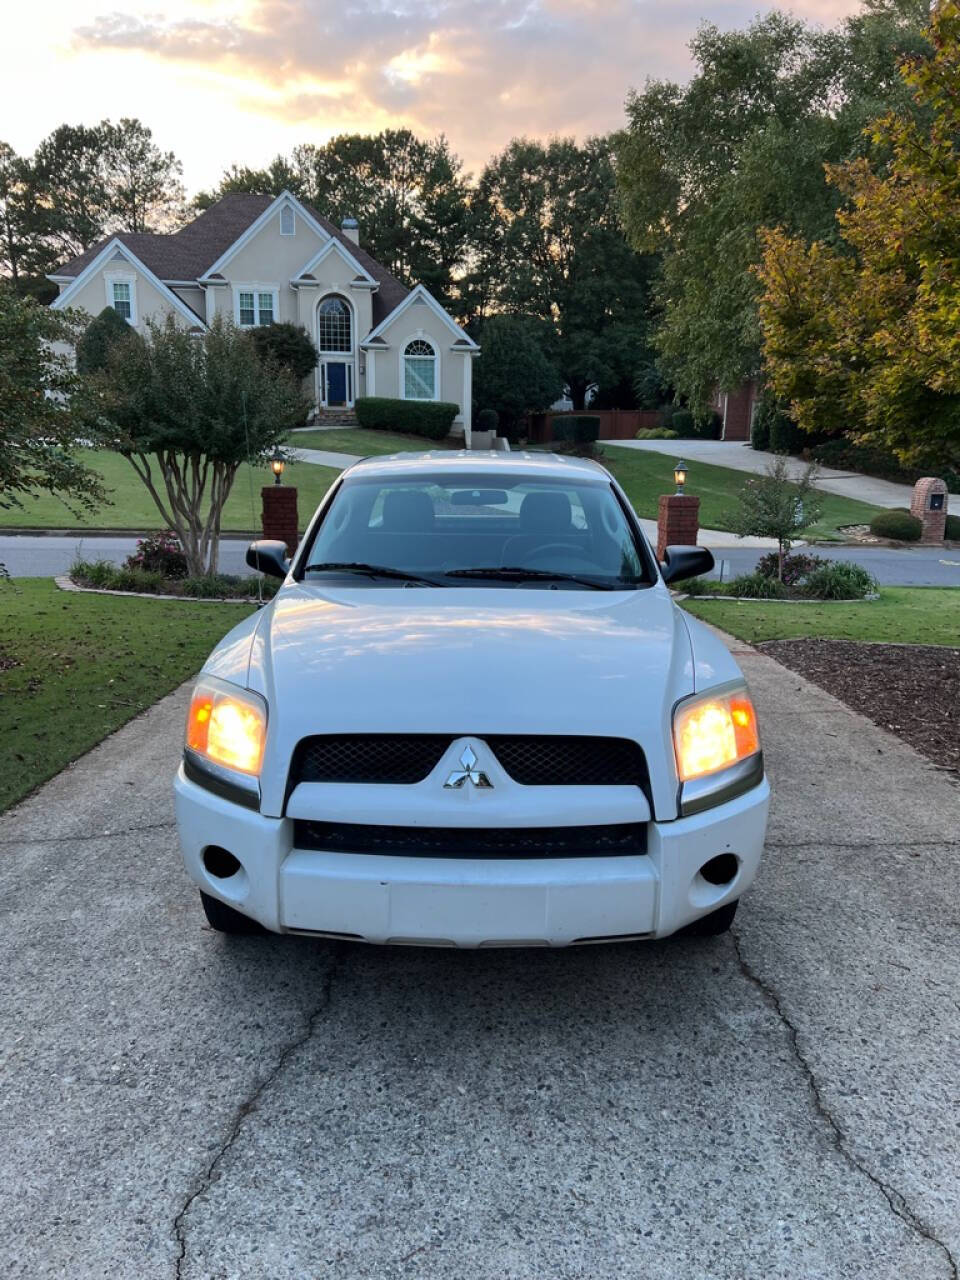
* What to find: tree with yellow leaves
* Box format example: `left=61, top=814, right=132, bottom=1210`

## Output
left=757, top=1, right=960, bottom=472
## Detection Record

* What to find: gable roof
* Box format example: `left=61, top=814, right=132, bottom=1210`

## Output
left=49, top=238, right=207, bottom=327
left=293, top=236, right=377, bottom=288
left=362, top=283, right=478, bottom=349
left=49, top=192, right=411, bottom=326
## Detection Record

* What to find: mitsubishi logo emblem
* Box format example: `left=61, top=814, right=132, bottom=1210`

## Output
left=443, top=744, right=493, bottom=789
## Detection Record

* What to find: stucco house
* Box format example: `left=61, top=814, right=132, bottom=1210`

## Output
left=48, top=190, right=479, bottom=436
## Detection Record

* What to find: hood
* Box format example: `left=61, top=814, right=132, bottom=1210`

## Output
left=236, top=582, right=695, bottom=817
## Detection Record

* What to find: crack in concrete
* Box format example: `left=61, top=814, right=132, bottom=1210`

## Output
left=171, top=945, right=342, bottom=1279
left=765, top=838, right=960, bottom=851
left=0, top=820, right=176, bottom=847
left=731, top=931, right=958, bottom=1280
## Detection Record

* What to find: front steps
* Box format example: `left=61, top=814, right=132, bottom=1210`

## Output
left=309, top=409, right=358, bottom=428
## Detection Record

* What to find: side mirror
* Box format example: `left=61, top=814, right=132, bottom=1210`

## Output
left=246, top=540, right=290, bottom=580
left=660, top=544, right=714, bottom=585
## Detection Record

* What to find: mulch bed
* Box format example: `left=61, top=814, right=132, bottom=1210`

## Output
left=758, top=639, right=960, bottom=775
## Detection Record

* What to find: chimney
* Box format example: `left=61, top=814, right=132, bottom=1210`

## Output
left=341, top=216, right=359, bottom=246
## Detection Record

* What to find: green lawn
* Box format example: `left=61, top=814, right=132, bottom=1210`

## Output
left=600, top=444, right=881, bottom=541
left=0, top=449, right=341, bottom=532
left=681, top=587, right=960, bottom=646
left=0, top=579, right=255, bottom=811
left=288, top=427, right=438, bottom=455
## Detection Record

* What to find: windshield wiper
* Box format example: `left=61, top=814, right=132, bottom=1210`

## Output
left=444, top=566, right=626, bottom=591
left=305, top=562, right=446, bottom=587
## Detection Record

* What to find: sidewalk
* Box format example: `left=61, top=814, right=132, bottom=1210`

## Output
left=602, top=438, right=942, bottom=511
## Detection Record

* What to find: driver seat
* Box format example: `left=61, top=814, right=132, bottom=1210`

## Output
left=501, top=491, right=578, bottom=566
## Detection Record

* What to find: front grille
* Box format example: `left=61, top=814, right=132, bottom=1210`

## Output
left=293, top=821, right=647, bottom=859
left=289, top=734, right=649, bottom=795
left=293, top=735, right=450, bottom=785
left=485, top=736, right=649, bottom=788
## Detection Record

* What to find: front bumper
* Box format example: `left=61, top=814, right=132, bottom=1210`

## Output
left=175, top=766, right=769, bottom=945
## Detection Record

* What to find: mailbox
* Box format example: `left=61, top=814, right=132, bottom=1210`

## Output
left=910, top=477, right=948, bottom=543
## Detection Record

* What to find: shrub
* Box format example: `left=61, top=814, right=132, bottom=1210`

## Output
left=726, top=573, right=788, bottom=599
left=248, top=322, right=318, bottom=383
left=76, top=307, right=136, bottom=375
left=946, top=513, right=960, bottom=539
left=71, top=560, right=167, bottom=594
left=71, top=558, right=118, bottom=588
left=754, top=551, right=825, bottom=587
left=635, top=427, right=679, bottom=440
left=696, top=411, right=723, bottom=440
left=803, top=561, right=877, bottom=600
left=670, top=409, right=697, bottom=438
left=552, top=416, right=600, bottom=444
left=356, top=396, right=460, bottom=440
left=768, top=411, right=806, bottom=454
left=476, top=408, right=499, bottom=432
left=124, top=530, right=188, bottom=578
left=869, top=509, right=922, bottom=541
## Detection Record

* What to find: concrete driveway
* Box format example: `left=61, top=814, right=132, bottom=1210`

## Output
left=1, top=648, right=959, bottom=1278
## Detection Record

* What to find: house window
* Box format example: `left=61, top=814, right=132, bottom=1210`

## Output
left=237, top=289, right=276, bottom=327
left=280, top=205, right=295, bottom=235
left=112, top=281, right=132, bottom=321
left=317, top=296, right=351, bottom=352
left=403, top=338, right=437, bottom=401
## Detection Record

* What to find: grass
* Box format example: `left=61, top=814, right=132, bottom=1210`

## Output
left=0, top=578, right=255, bottom=811
left=0, top=449, right=341, bottom=533
left=681, top=587, right=960, bottom=646
left=599, top=443, right=881, bottom=541
left=288, top=427, right=439, bottom=455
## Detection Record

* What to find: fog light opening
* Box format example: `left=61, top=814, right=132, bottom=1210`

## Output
left=699, top=853, right=739, bottom=887
left=202, top=845, right=242, bottom=880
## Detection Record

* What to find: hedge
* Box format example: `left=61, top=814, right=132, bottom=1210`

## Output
left=551, top=416, right=600, bottom=444
left=355, top=397, right=461, bottom=440
left=868, top=509, right=922, bottom=541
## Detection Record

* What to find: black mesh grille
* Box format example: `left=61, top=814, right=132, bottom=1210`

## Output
left=486, top=736, right=648, bottom=789
left=294, top=821, right=647, bottom=859
left=293, top=735, right=450, bottom=785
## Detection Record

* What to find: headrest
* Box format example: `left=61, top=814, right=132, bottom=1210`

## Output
left=519, top=490, right=573, bottom=532
left=381, top=489, right=435, bottom=532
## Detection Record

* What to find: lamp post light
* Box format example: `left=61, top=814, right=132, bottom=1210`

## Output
left=271, top=451, right=285, bottom=486
left=674, top=459, right=687, bottom=495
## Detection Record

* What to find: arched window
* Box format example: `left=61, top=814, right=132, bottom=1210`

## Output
left=403, top=338, right=437, bottom=401
left=318, top=296, right=351, bottom=352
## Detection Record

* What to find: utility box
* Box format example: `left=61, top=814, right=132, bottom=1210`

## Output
left=910, top=477, right=949, bottom=544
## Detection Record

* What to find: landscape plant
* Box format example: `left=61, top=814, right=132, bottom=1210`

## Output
left=729, top=454, right=823, bottom=579
left=354, top=396, right=460, bottom=440
left=868, top=510, right=923, bottom=542
left=80, top=314, right=306, bottom=577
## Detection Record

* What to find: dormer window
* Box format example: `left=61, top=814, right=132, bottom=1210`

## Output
left=280, top=205, right=295, bottom=236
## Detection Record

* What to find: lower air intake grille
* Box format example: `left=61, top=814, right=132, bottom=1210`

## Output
left=293, top=821, right=647, bottom=859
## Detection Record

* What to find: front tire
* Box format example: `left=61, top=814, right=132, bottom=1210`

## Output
left=684, top=899, right=739, bottom=937
left=200, top=891, right=263, bottom=935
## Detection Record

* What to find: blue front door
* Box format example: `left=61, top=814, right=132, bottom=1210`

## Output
left=327, top=362, right=347, bottom=406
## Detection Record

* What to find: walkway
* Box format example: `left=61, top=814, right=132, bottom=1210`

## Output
left=602, top=438, right=949, bottom=511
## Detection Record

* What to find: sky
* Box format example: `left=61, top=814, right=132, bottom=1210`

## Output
left=8, top=0, right=861, bottom=195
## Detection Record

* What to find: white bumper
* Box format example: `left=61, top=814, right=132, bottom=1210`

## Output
left=175, top=766, right=769, bottom=945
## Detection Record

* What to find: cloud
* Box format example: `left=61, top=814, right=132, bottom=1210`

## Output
left=72, top=0, right=864, bottom=174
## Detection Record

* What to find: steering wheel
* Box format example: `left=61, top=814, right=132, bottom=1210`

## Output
left=519, top=542, right=598, bottom=571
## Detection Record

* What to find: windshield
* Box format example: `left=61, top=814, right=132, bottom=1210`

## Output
left=301, top=471, right=652, bottom=589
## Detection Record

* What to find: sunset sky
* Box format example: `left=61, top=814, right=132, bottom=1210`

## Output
left=9, top=0, right=860, bottom=194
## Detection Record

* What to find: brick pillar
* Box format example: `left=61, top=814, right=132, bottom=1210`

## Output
left=657, top=494, right=700, bottom=560
left=261, top=485, right=299, bottom=557
left=909, top=477, right=948, bottom=544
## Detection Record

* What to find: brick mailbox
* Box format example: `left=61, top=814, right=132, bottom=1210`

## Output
left=656, top=493, right=700, bottom=561
left=261, top=485, right=299, bottom=558
left=910, top=477, right=948, bottom=544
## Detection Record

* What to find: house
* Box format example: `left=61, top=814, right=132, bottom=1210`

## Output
left=710, top=380, right=760, bottom=442
left=48, top=191, right=479, bottom=436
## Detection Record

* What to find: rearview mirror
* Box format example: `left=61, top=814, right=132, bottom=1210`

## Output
left=246, top=540, right=290, bottom=580
left=660, top=544, right=714, bottom=585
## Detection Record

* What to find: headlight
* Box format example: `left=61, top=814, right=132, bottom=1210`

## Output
left=186, top=676, right=267, bottom=777
left=673, top=685, right=762, bottom=815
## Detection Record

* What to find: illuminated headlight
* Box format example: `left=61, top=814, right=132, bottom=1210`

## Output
left=673, top=684, right=763, bottom=815
left=185, top=675, right=267, bottom=784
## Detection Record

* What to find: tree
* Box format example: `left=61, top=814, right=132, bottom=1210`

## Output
left=0, top=283, right=106, bottom=516
left=192, top=155, right=308, bottom=211
left=248, top=322, right=318, bottom=384
left=76, top=306, right=134, bottom=375
left=0, top=142, right=57, bottom=299
left=81, top=316, right=307, bottom=576
left=471, top=315, right=562, bottom=437
left=102, top=118, right=186, bottom=233
left=615, top=3, right=930, bottom=411
left=756, top=2, right=960, bottom=474
left=730, top=456, right=823, bottom=579
left=474, top=137, right=656, bottom=408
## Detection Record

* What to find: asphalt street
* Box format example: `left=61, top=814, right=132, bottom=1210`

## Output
left=2, top=532, right=958, bottom=585
left=1, top=645, right=958, bottom=1278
